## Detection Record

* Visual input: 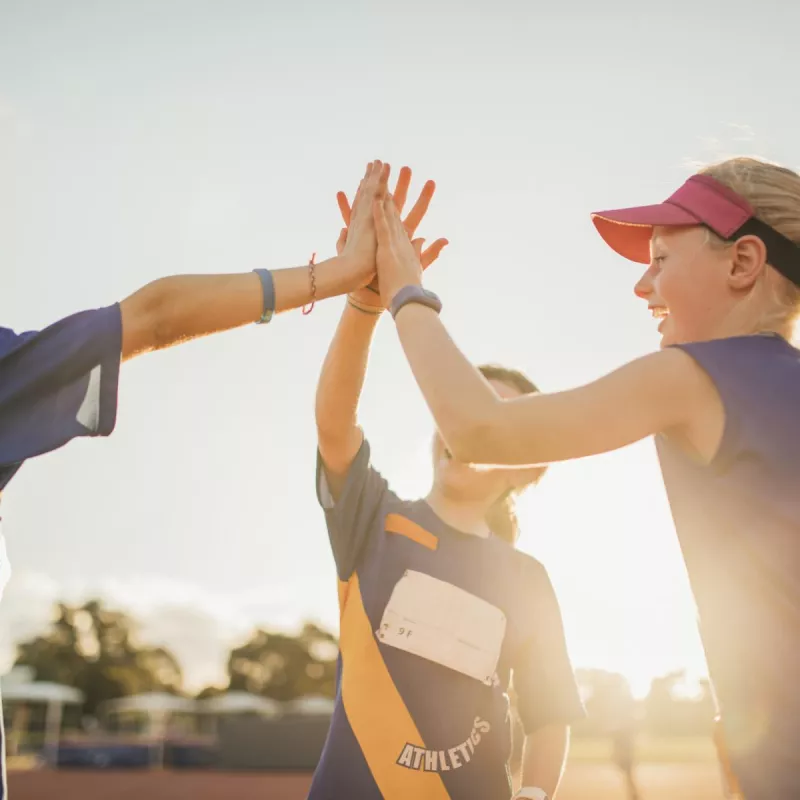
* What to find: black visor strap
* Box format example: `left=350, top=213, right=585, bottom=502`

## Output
left=724, top=217, right=800, bottom=287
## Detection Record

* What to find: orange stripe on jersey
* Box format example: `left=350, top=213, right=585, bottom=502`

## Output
left=340, top=574, right=450, bottom=800
left=385, top=514, right=439, bottom=551
left=337, top=578, right=350, bottom=619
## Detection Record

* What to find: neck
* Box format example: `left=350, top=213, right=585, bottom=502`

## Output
left=715, top=310, right=788, bottom=340
left=714, top=281, right=794, bottom=341
left=425, top=487, right=493, bottom=537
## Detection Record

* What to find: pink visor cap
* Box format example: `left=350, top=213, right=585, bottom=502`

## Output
left=591, top=173, right=800, bottom=287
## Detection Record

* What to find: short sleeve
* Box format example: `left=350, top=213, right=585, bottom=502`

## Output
left=513, top=564, right=585, bottom=734
left=0, top=305, right=122, bottom=491
left=316, top=438, right=390, bottom=581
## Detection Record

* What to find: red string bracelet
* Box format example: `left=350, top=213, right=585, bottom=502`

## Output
left=302, top=252, right=317, bottom=315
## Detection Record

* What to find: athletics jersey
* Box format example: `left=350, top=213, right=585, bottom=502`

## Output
left=657, top=334, right=800, bottom=800
left=310, top=440, right=584, bottom=800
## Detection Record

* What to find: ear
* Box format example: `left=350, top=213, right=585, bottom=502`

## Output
left=729, top=234, right=768, bottom=291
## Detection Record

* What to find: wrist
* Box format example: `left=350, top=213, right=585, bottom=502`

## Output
left=390, top=284, right=442, bottom=320
left=347, top=295, right=383, bottom=316
left=311, top=254, right=356, bottom=299
left=387, top=278, right=421, bottom=307
left=338, top=254, right=373, bottom=294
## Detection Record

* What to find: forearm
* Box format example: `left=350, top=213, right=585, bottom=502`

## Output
left=119, top=256, right=357, bottom=360
left=274, top=256, right=363, bottom=310
left=519, top=725, right=570, bottom=798
left=393, top=303, right=707, bottom=466
left=393, top=302, right=500, bottom=457
left=315, top=302, right=381, bottom=476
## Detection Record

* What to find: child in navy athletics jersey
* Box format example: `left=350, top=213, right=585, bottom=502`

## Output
left=312, top=168, right=583, bottom=800
left=373, top=156, right=800, bottom=800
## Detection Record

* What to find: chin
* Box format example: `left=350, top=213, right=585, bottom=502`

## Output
left=434, top=470, right=474, bottom=500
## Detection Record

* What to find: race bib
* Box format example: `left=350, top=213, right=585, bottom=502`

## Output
left=376, top=570, right=506, bottom=685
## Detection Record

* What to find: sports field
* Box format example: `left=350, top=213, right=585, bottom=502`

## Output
left=7, top=736, right=727, bottom=798
left=8, top=763, right=726, bottom=799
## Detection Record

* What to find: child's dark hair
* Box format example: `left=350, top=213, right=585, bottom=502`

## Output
left=478, top=364, right=545, bottom=546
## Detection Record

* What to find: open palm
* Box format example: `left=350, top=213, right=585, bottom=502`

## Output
left=336, top=166, right=448, bottom=308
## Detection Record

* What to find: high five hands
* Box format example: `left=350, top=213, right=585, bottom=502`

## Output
left=370, top=163, right=446, bottom=310
left=336, top=161, right=448, bottom=311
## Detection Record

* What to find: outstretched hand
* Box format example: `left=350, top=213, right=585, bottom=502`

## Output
left=373, top=164, right=439, bottom=309
left=336, top=165, right=448, bottom=309
left=336, top=161, right=384, bottom=289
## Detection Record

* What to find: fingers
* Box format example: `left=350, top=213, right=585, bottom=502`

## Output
left=367, top=160, right=385, bottom=188
left=376, top=162, right=391, bottom=199
left=361, top=160, right=385, bottom=204
left=421, top=238, right=449, bottom=270
left=335, top=227, right=347, bottom=256
left=385, top=191, right=407, bottom=237
left=349, top=160, right=384, bottom=224
left=411, top=237, right=448, bottom=270
left=372, top=194, right=391, bottom=248
left=337, top=192, right=351, bottom=226
left=393, top=166, right=412, bottom=215
left=403, top=180, right=436, bottom=236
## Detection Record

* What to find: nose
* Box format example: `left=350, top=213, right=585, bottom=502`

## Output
left=634, top=264, right=656, bottom=300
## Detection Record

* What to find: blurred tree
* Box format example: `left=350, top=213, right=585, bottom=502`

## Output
left=195, top=685, right=226, bottom=700
left=642, top=670, right=714, bottom=736
left=227, top=622, right=338, bottom=701
left=573, top=669, right=635, bottom=736
left=14, top=600, right=183, bottom=715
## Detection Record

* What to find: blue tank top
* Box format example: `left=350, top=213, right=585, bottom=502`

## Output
left=657, top=333, right=800, bottom=800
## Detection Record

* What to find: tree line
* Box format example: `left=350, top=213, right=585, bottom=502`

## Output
left=13, top=600, right=714, bottom=737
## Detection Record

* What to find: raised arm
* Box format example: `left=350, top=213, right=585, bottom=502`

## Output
left=316, top=167, right=447, bottom=497
left=315, top=296, right=382, bottom=497
left=118, top=160, right=387, bottom=361
left=371, top=176, right=721, bottom=466
left=120, top=261, right=356, bottom=360
left=389, top=315, right=713, bottom=465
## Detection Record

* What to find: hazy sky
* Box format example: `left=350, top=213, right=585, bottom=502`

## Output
left=1, top=0, right=798, bottom=695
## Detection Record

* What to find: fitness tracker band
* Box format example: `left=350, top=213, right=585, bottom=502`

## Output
left=389, top=285, right=443, bottom=319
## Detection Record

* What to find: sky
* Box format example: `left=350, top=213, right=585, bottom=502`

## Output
left=1, top=0, right=798, bottom=697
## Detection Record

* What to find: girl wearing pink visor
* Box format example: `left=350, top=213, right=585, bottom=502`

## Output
left=371, top=157, right=800, bottom=800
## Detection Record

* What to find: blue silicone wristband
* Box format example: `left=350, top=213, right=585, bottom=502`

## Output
left=253, top=269, right=275, bottom=325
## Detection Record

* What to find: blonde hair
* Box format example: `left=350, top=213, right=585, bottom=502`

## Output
left=699, top=157, right=800, bottom=336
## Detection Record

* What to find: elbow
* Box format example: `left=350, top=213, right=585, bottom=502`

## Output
left=446, top=408, right=503, bottom=465
left=120, top=278, right=174, bottom=358
left=314, top=399, right=356, bottom=451
left=314, top=387, right=338, bottom=442
left=146, top=279, right=180, bottom=351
